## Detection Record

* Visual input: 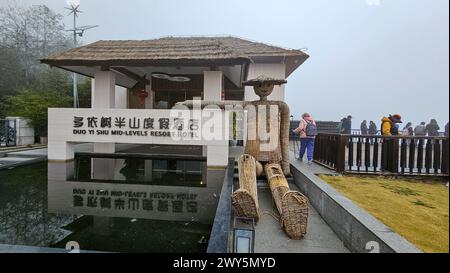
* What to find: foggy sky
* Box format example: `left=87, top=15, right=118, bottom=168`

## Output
left=4, top=0, right=449, bottom=128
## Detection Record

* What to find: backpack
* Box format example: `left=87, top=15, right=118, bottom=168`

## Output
left=414, top=125, right=426, bottom=136
left=305, top=120, right=318, bottom=136
left=391, top=125, right=399, bottom=135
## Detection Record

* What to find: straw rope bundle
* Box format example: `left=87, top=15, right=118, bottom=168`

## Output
left=232, top=154, right=260, bottom=221
left=265, top=163, right=309, bottom=239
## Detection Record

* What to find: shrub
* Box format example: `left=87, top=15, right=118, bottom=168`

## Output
left=5, top=89, right=71, bottom=137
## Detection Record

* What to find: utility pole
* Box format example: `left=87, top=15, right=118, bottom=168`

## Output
left=65, top=0, right=98, bottom=108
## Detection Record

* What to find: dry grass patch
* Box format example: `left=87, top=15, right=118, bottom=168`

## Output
left=319, top=175, right=449, bottom=253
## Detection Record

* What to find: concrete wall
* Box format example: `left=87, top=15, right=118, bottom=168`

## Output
left=207, top=159, right=234, bottom=253
left=245, top=63, right=286, bottom=101
left=6, top=117, right=35, bottom=146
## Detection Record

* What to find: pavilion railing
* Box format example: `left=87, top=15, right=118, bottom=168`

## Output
left=313, top=133, right=449, bottom=176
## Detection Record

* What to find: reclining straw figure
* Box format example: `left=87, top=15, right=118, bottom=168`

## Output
left=178, top=75, right=309, bottom=239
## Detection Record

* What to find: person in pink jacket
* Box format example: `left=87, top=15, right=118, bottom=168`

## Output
left=293, top=113, right=317, bottom=163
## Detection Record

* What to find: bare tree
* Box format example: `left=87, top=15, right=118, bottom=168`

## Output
left=0, top=2, right=72, bottom=84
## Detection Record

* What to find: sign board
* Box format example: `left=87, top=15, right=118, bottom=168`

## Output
left=49, top=108, right=229, bottom=145
left=48, top=108, right=230, bottom=166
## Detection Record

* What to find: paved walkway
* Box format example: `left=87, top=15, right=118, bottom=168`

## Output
left=0, top=148, right=47, bottom=170
left=254, top=183, right=349, bottom=253
left=228, top=147, right=347, bottom=252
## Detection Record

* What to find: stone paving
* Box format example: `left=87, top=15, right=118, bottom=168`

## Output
left=254, top=183, right=349, bottom=253
left=229, top=147, right=348, bottom=252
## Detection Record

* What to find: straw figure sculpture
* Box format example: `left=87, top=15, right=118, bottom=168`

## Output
left=177, top=75, right=309, bottom=239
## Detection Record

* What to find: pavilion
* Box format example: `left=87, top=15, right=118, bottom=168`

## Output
left=41, top=36, right=309, bottom=167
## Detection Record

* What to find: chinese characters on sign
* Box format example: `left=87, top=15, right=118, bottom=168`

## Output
left=72, top=115, right=200, bottom=138
left=72, top=188, right=199, bottom=214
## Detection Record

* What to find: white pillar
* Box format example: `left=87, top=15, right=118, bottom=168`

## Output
left=203, top=71, right=224, bottom=160
left=206, top=144, right=229, bottom=167
left=244, top=63, right=286, bottom=101
left=145, top=80, right=154, bottom=109
left=142, top=78, right=154, bottom=179
left=47, top=141, right=75, bottom=162
left=92, top=71, right=116, bottom=108
left=203, top=71, right=223, bottom=101
left=92, top=71, right=116, bottom=176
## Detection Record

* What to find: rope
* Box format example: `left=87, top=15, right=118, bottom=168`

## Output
left=262, top=210, right=281, bottom=223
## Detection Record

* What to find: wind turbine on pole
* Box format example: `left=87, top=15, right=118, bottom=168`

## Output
left=65, top=0, right=98, bottom=108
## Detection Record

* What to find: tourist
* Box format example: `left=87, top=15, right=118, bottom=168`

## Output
left=337, top=117, right=345, bottom=133
left=368, top=121, right=378, bottom=135
left=402, top=122, right=414, bottom=136
left=402, top=122, right=414, bottom=145
left=368, top=121, right=378, bottom=144
left=360, top=120, right=368, bottom=135
left=392, top=123, right=401, bottom=135
left=414, top=122, right=427, bottom=136
left=293, top=113, right=317, bottom=164
left=342, top=115, right=352, bottom=134
left=381, top=114, right=403, bottom=136
left=426, top=119, right=440, bottom=136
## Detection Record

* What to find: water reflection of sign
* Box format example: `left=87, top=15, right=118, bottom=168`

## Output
left=48, top=162, right=226, bottom=223
left=72, top=188, right=198, bottom=214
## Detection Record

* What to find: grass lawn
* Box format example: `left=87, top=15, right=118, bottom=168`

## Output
left=319, top=175, right=449, bottom=253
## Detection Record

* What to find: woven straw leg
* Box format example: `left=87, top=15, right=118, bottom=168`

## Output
left=232, top=189, right=259, bottom=221
left=280, top=191, right=309, bottom=239
left=265, top=163, right=309, bottom=239
left=231, top=154, right=260, bottom=221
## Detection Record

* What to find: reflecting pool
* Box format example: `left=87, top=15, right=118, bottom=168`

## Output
left=0, top=154, right=226, bottom=253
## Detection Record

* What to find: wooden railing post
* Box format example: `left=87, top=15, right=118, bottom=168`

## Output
left=335, top=134, right=347, bottom=173
left=442, top=138, right=449, bottom=175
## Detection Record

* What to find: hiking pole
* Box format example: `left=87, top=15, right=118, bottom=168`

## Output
left=290, top=115, right=299, bottom=159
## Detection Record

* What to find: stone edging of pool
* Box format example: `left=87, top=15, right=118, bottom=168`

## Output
left=290, top=160, right=422, bottom=253
left=207, top=158, right=235, bottom=253
left=0, top=244, right=107, bottom=253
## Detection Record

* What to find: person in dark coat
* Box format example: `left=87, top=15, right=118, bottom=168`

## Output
left=426, top=119, right=440, bottom=136
left=368, top=121, right=377, bottom=135
left=360, top=120, right=368, bottom=135
left=342, top=115, right=352, bottom=134
left=445, top=122, right=449, bottom=137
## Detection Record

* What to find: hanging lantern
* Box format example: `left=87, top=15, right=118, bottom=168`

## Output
left=133, top=89, right=148, bottom=107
